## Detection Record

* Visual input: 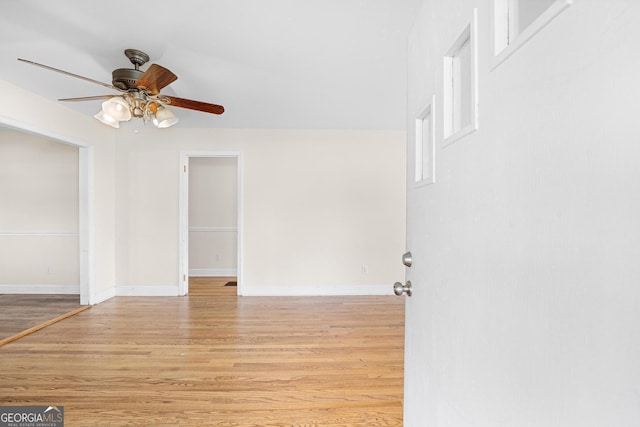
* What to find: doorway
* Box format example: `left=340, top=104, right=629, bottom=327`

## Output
left=0, top=122, right=94, bottom=344
left=0, top=122, right=93, bottom=305
left=179, top=151, right=242, bottom=296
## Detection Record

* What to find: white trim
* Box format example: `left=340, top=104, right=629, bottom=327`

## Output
left=0, top=232, right=79, bottom=237
left=179, top=151, right=243, bottom=297
left=0, top=117, right=94, bottom=306
left=179, top=153, right=189, bottom=296
left=414, top=95, right=436, bottom=187
left=93, top=286, right=116, bottom=305
left=189, top=268, right=237, bottom=277
left=236, top=154, right=244, bottom=297
left=241, top=283, right=394, bottom=297
left=492, top=0, right=510, bottom=55
left=79, top=145, right=95, bottom=305
left=189, top=227, right=238, bottom=233
left=0, top=116, right=90, bottom=148
left=492, top=0, right=572, bottom=69
left=115, top=286, right=180, bottom=297
left=443, top=8, right=479, bottom=146
left=0, top=284, right=80, bottom=294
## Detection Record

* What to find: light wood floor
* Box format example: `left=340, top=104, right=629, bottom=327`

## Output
left=0, top=294, right=82, bottom=342
left=188, top=276, right=238, bottom=296
left=0, top=278, right=405, bottom=426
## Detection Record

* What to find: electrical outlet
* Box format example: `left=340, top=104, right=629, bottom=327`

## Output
left=361, top=265, right=368, bottom=274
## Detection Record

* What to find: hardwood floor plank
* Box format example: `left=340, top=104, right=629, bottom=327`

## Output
left=0, top=294, right=82, bottom=340
left=0, top=305, right=90, bottom=347
left=0, top=278, right=404, bottom=426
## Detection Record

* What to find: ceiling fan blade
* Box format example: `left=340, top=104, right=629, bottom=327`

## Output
left=18, top=58, right=122, bottom=91
left=135, top=64, right=177, bottom=95
left=59, top=95, right=116, bottom=102
left=163, top=96, right=225, bottom=115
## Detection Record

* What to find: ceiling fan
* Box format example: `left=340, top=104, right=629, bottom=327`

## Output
left=18, top=48, right=224, bottom=128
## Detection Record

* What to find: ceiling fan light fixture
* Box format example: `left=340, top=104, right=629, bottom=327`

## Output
left=101, top=97, right=131, bottom=122
left=94, top=110, right=120, bottom=128
left=153, top=106, right=179, bottom=128
left=18, top=50, right=224, bottom=130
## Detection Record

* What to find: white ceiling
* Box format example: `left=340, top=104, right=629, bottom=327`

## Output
left=0, top=0, right=421, bottom=130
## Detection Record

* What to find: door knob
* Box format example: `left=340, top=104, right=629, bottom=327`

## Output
left=393, top=280, right=412, bottom=297
left=402, top=251, right=413, bottom=267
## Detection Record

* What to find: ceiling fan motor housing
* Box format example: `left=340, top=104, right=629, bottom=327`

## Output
left=112, top=68, right=144, bottom=91
left=112, top=49, right=150, bottom=90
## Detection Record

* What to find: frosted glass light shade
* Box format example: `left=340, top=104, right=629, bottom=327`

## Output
left=153, top=106, right=179, bottom=128
left=101, top=97, right=132, bottom=121
left=94, top=110, right=120, bottom=128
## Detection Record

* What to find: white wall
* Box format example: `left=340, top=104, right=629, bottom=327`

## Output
left=0, top=131, right=79, bottom=291
left=0, top=81, right=405, bottom=299
left=189, top=157, right=238, bottom=277
left=408, top=0, right=640, bottom=425
left=0, top=80, right=117, bottom=303
left=0, top=79, right=406, bottom=299
left=114, top=128, right=406, bottom=296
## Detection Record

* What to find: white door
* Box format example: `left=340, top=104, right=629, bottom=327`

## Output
left=401, top=191, right=437, bottom=424
left=401, top=103, right=437, bottom=425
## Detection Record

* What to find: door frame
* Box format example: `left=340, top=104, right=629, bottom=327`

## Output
left=0, top=116, right=94, bottom=305
left=178, top=151, right=243, bottom=296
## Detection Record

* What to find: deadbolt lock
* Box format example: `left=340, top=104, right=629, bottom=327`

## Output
left=402, top=251, right=412, bottom=267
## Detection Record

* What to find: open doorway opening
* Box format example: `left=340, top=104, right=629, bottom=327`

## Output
left=179, top=152, right=242, bottom=296
left=0, top=131, right=80, bottom=295
left=0, top=122, right=93, bottom=343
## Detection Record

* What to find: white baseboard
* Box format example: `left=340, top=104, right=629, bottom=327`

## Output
left=79, top=282, right=392, bottom=302
left=189, top=268, right=237, bottom=277
left=240, top=283, right=394, bottom=297
left=93, top=287, right=116, bottom=305
left=115, top=285, right=180, bottom=297
left=90, top=285, right=176, bottom=303
left=0, top=284, right=80, bottom=294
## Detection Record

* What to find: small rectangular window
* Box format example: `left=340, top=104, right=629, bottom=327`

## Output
left=443, top=9, right=478, bottom=145
left=415, top=97, right=435, bottom=185
left=493, top=0, right=572, bottom=67
left=516, top=0, right=557, bottom=34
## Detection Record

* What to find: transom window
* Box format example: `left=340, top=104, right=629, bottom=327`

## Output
left=415, top=98, right=435, bottom=185
left=493, top=0, right=572, bottom=66
left=443, top=10, right=478, bottom=145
